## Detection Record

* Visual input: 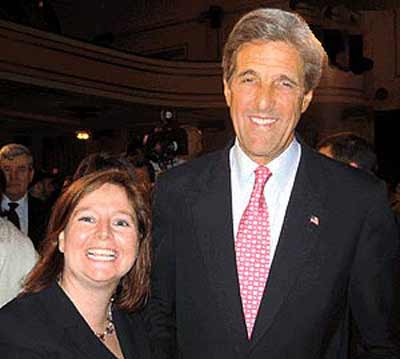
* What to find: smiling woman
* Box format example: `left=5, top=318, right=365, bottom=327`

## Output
left=0, top=169, right=151, bottom=359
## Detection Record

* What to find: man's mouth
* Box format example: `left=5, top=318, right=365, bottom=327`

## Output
left=249, top=116, right=277, bottom=126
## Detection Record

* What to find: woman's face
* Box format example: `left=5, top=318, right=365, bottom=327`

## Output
left=59, top=183, right=138, bottom=291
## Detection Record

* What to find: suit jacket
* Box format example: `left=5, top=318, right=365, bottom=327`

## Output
left=28, top=194, right=49, bottom=250
left=0, top=282, right=151, bottom=359
left=145, top=142, right=400, bottom=359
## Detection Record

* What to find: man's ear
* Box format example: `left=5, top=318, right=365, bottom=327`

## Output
left=223, top=79, right=232, bottom=108
left=58, top=231, right=65, bottom=253
left=301, top=90, right=313, bottom=113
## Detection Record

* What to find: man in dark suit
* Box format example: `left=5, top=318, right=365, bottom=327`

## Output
left=146, top=8, right=400, bottom=359
left=0, top=143, right=48, bottom=249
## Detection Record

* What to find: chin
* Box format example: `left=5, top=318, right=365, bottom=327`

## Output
left=86, top=270, right=121, bottom=284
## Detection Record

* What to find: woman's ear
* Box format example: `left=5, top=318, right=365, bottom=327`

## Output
left=58, top=231, right=65, bottom=253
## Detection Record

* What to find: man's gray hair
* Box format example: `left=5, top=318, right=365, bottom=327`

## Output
left=0, top=143, right=33, bottom=167
left=222, top=8, right=328, bottom=93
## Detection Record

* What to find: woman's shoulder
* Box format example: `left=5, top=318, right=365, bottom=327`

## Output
left=0, top=287, right=63, bottom=355
left=0, top=290, right=46, bottom=327
left=0, top=285, right=61, bottom=336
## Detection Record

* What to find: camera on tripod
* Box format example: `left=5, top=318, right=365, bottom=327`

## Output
left=143, top=110, right=188, bottom=165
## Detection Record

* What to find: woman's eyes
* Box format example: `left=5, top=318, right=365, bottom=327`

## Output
left=77, top=216, right=132, bottom=227
left=113, top=219, right=131, bottom=227
left=78, top=216, right=95, bottom=223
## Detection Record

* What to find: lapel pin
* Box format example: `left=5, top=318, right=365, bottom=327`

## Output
left=309, top=215, right=319, bottom=226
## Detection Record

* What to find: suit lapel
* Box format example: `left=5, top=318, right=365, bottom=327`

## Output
left=44, top=282, right=115, bottom=359
left=251, top=146, right=327, bottom=345
left=113, top=310, right=135, bottom=359
left=113, top=311, right=150, bottom=359
left=189, top=149, right=248, bottom=339
left=61, top=323, right=113, bottom=359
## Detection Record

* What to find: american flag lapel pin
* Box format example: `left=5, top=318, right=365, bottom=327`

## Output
left=309, top=215, right=319, bottom=226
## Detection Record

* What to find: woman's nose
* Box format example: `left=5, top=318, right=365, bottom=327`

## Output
left=96, top=222, right=112, bottom=240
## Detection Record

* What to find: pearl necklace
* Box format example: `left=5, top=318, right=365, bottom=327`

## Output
left=57, top=281, right=116, bottom=342
left=96, top=299, right=115, bottom=341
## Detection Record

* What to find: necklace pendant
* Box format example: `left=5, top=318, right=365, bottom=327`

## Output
left=95, top=299, right=115, bottom=341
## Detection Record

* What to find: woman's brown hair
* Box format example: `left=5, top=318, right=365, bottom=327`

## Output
left=23, top=169, right=151, bottom=312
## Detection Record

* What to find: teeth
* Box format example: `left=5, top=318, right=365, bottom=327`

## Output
left=87, top=248, right=117, bottom=261
left=250, top=117, right=276, bottom=125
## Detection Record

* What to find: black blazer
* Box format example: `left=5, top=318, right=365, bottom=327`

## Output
left=0, top=282, right=151, bottom=359
left=145, top=143, right=400, bottom=359
left=28, top=194, right=49, bottom=250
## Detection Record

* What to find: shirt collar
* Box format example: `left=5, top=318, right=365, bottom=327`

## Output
left=231, top=137, right=301, bottom=185
left=2, top=193, right=28, bottom=207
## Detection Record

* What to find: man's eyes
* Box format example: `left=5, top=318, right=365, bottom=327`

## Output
left=241, top=76, right=256, bottom=83
left=2, top=167, right=29, bottom=172
left=280, top=80, right=296, bottom=88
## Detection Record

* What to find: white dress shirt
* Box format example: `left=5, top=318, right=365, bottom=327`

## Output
left=1, top=194, right=29, bottom=235
left=230, top=138, right=301, bottom=261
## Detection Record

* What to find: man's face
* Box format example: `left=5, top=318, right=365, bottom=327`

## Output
left=0, top=154, right=34, bottom=200
left=224, top=40, right=313, bottom=165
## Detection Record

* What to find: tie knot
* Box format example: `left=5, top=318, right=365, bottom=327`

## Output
left=8, top=202, right=19, bottom=211
left=255, top=166, right=271, bottom=186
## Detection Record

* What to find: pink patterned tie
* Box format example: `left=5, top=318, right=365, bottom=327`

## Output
left=235, top=166, right=272, bottom=338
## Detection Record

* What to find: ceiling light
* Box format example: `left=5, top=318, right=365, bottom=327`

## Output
left=76, top=130, right=91, bottom=140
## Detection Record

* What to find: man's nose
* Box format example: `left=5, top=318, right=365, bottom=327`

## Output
left=255, top=83, right=275, bottom=111
left=7, top=169, right=18, bottom=181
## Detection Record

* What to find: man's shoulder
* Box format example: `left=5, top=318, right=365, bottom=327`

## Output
left=302, top=144, right=384, bottom=194
left=28, top=195, right=46, bottom=208
left=158, top=149, right=228, bottom=184
left=28, top=195, right=50, bottom=222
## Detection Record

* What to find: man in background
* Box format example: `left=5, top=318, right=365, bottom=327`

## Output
left=317, top=132, right=377, bottom=173
left=0, top=144, right=48, bottom=250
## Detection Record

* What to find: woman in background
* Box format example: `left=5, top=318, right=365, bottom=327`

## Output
left=0, top=169, right=151, bottom=359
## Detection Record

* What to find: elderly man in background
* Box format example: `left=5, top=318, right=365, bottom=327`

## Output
left=0, top=144, right=48, bottom=250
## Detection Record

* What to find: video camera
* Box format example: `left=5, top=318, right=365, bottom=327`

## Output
left=144, top=126, right=188, bottom=165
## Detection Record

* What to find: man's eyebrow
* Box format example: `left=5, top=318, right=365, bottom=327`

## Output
left=278, top=74, right=300, bottom=87
left=236, top=69, right=258, bottom=78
